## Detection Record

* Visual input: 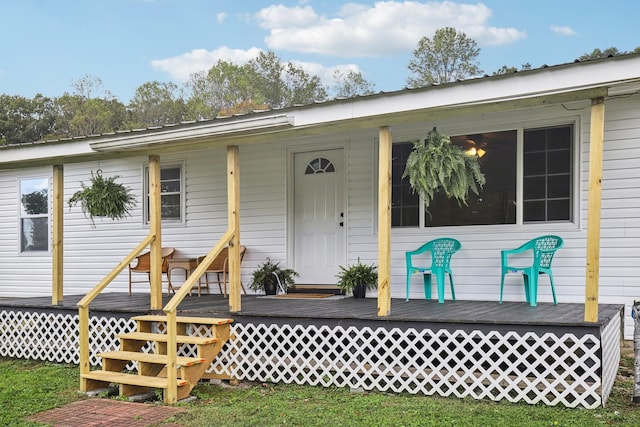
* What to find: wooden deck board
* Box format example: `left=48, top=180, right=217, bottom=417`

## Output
left=0, top=293, right=622, bottom=330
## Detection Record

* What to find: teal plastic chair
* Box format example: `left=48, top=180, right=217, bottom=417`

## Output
left=499, top=235, right=563, bottom=307
left=405, top=238, right=461, bottom=303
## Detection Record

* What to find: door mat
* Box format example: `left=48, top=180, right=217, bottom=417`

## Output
left=258, top=293, right=347, bottom=300
left=274, top=293, right=335, bottom=299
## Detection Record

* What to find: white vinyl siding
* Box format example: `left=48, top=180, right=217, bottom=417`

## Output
left=0, top=95, right=639, bottom=338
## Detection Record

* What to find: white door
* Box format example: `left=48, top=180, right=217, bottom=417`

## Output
left=293, top=149, right=345, bottom=284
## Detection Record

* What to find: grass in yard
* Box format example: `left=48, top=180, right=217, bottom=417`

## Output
left=0, top=357, right=80, bottom=426
left=170, top=356, right=640, bottom=427
left=1, top=356, right=638, bottom=426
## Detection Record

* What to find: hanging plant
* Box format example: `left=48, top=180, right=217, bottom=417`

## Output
left=402, top=127, right=485, bottom=209
left=68, top=170, right=136, bottom=227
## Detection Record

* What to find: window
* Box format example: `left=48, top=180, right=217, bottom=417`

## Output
left=20, top=177, right=49, bottom=252
left=392, top=142, right=419, bottom=227
left=523, top=126, right=573, bottom=222
left=144, top=165, right=183, bottom=223
left=305, top=157, right=335, bottom=174
left=391, top=124, right=573, bottom=227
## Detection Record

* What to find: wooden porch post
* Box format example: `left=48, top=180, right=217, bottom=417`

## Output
left=378, top=126, right=392, bottom=316
left=585, top=97, right=605, bottom=322
left=52, top=165, right=64, bottom=305
left=148, top=155, right=163, bottom=310
left=227, top=145, right=241, bottom=312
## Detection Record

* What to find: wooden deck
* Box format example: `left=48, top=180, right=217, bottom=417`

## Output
left=0, top=292, right=623, bottom=335
left=0, top=292, right=624, bottom=408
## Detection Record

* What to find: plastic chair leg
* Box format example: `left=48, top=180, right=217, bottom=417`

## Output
left=525, top=273, right=539, bottom=307
left=448, top=273, right=456, bottom=301
left=549, top=274, right=557, bottom=304
left=499, top=272, right=505, bottom=303
left=423, top=273, right=432, bottom=300
left=435, top=273, right=445, bottom=303
left=522, top=274, right=531, bottom=305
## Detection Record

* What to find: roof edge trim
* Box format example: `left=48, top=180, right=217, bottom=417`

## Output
left=90, top=114, right=294, bottom=151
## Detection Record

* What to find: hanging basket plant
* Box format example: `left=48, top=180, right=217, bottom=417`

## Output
left=402, top=127, right=486, bottom=209
left=68, top=170, right=136, bottom=227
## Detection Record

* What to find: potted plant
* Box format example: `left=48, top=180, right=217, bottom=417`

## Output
left=68, top=170, right=136, bottom=227
left=403, top=127, right=485, bottom=209
left=336, top=259, right=378, bottom=298
left=249, top=258, right=298, bottom=295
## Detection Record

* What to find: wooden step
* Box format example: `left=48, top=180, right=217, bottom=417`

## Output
left=117, top=331, right=219, bottom=345
left=82, top=370, right=188, bottom=388
left=97, top=350, right=205, bottom=367
left=132, top=314, right=233, bottom=325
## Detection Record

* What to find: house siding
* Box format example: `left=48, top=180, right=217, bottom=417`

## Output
left=0, top=95, right=639, bottom=338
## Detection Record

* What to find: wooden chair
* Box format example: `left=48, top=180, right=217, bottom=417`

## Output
left=128, top=247, right=175, bottom=294
left=196, top=245, right=247, bottom=297
left=500, top=235, right=563, bottom=306
left=405, top=238, right=461, bottom=303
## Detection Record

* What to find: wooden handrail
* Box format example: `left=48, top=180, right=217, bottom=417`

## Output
left=78, top=234, right=155, bottom=309
left=78, top=234, right=155, bottom=388
left=163, top=229, right=234, bottom=312
left=162, top=228, right=234, bottom=403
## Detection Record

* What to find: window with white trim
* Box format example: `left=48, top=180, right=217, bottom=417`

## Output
left=143, top=164, right=183, bottom=223
left=391, top=124, right=573, bottom=227
left=19, top=177, right=49, bottom=252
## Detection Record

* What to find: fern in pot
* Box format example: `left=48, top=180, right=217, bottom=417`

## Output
left=403, top=127, right=485, bottom=210
left=68, top=170, right=136, bottom=227
left=336, top=259, right=378, bottom=298
left=249, top=258, right=298, bottom=295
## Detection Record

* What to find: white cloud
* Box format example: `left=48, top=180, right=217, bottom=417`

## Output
left=150, top=46, right=358, bottom=87
left=551, top=25, right=577, bottom=36
left=290, top=60, right=363, bottom=86
left=150, top=46, right=263, bottom=82
left=257, top=1, right=526, bottom=57
left=216, top=12, right=227, bottom=24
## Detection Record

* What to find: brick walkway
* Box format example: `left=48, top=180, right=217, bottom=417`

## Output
left=27, top=399, right=185, bottom=427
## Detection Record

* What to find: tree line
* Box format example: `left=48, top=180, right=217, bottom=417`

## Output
left=2, top=28, right=637, bottom=145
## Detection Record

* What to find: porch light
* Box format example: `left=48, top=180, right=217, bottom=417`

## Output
left=465, top=146, right=486, bottom=157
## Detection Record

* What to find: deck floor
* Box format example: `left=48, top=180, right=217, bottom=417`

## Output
left=0, top=292, right=623, bottom=332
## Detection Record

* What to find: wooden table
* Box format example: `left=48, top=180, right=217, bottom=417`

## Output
left=167, top=258, right=198, bottom=295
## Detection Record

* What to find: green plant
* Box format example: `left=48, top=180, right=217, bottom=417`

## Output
left=335, top=258, right=378, bottom=292
left=68, top=170, right=136, bottom=227
left=249, top=258, right=298, bottom=292
left=403, top=127, right=485, bottom=209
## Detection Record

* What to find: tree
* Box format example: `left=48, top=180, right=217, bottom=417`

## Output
left=128, top=81, right=186, bottom=128
left=247, top=51, right=327, bottom=108
left=0, top=94, right=57, bottom=144
left=331, top=69, right=376, bottom=98
left=185, top=50, right=329, bottom=118
left=492, top=63, right=532, bottom=75
left=52, top=75, right=127, bottom=138
left=185, top=60, right=260, bottom=120
left=407, top=27, right=483, bottom=88
left=578, top=46, right=640, bottom=61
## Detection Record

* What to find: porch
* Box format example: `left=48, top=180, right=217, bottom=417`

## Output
left=0, top=293, right=623, bottom=408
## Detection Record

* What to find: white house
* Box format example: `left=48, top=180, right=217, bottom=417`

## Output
left=1, top=53, right=639, bottom=339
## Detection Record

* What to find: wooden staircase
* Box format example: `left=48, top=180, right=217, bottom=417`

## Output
left=81, top=314, right=233, bottom=403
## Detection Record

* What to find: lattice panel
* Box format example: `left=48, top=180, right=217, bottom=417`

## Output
left=217, top=323, right=604, bottom=408
left=0, top=310, right=79, bottom=363
left=600, top=313, right=622, bottom=404
left=0, top=309, right=613, bottom=408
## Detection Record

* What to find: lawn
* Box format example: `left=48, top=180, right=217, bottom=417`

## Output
left=2, top=356, right=638, bottom=426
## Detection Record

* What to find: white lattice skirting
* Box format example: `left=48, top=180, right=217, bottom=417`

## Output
left=0, top=309, right=618, bottom=408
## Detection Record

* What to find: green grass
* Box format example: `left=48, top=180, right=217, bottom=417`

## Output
left=0, top=357, right=81, bottom=426
left=2, top=356, right=638, bottom=427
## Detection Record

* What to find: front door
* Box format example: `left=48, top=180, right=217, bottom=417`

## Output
left=293, top=149, right=345, bottom=284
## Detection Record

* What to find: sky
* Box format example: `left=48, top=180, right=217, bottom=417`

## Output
left=1, top=0, right=639, bottom=103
